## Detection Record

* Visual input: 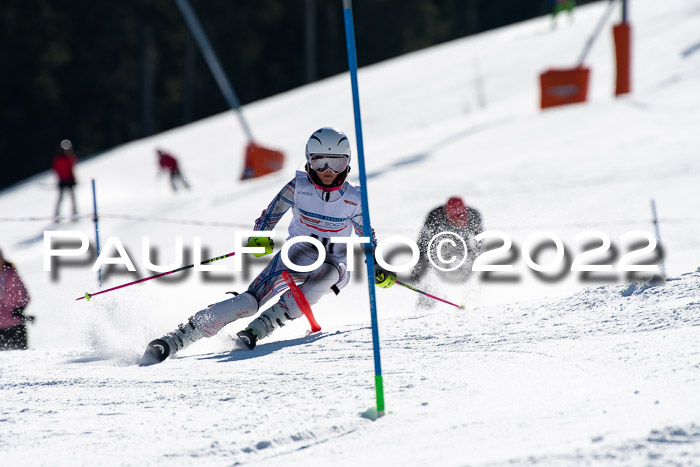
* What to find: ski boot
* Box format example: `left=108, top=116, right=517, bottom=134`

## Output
left=236, top=299, right=300, bottom=350
left=140, top=317, right=203, bottom=366
left=140, top=292, right=259, bottom=365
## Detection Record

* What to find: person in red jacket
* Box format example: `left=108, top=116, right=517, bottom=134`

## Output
left=0, top=247, right=33, bottom=350
left=52, top=139, right=78, bottom=221
left=157, top=148, right=190, bottom=192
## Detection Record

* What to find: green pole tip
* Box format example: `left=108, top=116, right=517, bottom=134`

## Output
left=85, top=292, right=92, bottom=301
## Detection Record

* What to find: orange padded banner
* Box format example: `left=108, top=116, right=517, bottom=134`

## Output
left=539, top=67, right=590, bottom=109
left=613, top=22, right=631, bottom=96
left=241, top=142, right=284, bottom=180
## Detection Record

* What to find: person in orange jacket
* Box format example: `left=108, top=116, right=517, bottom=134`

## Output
left=52, top=139, right=78, bottom=221
left=0, top=247, right=33, bottom=350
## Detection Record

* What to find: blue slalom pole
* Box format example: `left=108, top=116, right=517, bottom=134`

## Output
left=342, top=0, right=385, bottom=417
left=91, top=179, right=102, bottom=287
left=650, top=199, right=666, bottom=278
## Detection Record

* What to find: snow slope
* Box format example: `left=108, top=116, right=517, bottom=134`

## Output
left=1, top=0, right=699, bottom=465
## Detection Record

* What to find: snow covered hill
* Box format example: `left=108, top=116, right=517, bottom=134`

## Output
left=1, top=0, right=699, bottom=465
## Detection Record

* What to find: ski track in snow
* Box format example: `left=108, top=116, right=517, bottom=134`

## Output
left=1, top=273, right=699, bottom=466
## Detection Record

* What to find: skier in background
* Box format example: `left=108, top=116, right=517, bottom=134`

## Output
left=52, top=139, right=78, bottom=221
left=156, top=148, right=190, bottom=192
left=551, top=0, right=576, bottom=28
left=410, top=196, right=484, bottom=308
left=141, top=128, right=395, bottom=365
left=0, top=247, right=33, bottom=350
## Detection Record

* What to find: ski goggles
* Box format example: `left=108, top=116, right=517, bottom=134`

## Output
left=309, top=155, right=348, bottom=174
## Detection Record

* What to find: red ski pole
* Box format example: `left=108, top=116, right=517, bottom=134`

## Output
left=76, top=252, right=236, bottom=301
left=395, top=280, right=464, bottom=309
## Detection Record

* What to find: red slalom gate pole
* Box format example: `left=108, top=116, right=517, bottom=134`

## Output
left=76, top=252, right=236, bottom=301
left=282, top=271, right=321, bottom=332
left=395, top=280, right=464, bottom=309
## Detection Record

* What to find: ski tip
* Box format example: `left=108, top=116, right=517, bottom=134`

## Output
left=139, top=339, right=170, bottom=366
left=235, top=330, right=257, bottom=351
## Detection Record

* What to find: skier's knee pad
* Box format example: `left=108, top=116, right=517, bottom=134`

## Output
left=193, top=292, right=259, bottom=337
left=298, top=262, right=341, bottom=305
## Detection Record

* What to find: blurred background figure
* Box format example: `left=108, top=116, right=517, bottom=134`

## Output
left=0, top=247, right=33, bottom=350
left=157, top=148, right=190, bottom=192
left=52, top=139, right=78, bottom=222
left=410, top=196, right=484, bottom=308
left=551, top=0, right=576, bottom=28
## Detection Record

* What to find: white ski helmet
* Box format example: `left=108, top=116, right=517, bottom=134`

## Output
left=305, top=127, right=351, bottom=190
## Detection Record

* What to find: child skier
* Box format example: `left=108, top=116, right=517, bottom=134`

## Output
left=156, top=148, right=191, bottom=192
left=141, top=127, right=395, bottom=365
left=551, top=0, right=576, bottom=27
left=52, top=139, right=79, bottom=221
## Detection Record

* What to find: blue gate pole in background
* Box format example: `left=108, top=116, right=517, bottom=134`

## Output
left=342, top=0, right=385, bottom=418
left=650, top=199, right=666, bottom=279
left=174, top=0, right=254, bottom=142
left=91, top=179, right=102, bottom=288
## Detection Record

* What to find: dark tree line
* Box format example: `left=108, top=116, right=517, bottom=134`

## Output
left=0, top=0, right=598, bottom=190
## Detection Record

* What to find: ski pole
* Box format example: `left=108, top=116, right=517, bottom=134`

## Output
left=76, top=252, right=235, bottom=301
left=395, top=280, right=464, bottom=309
